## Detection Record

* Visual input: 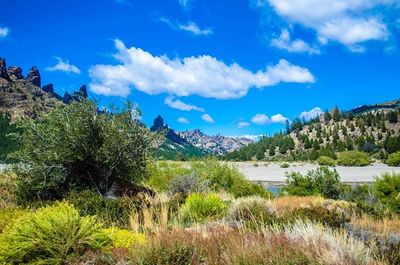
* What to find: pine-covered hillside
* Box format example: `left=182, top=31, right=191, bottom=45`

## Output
left=225, top=100, right=400, bottom=161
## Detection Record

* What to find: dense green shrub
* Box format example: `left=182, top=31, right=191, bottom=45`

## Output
left=169, top=173, right=207, bottom=197
left=191, top=159, right=271, bottom=198
left=229, top=179, right=272, bottom=198
left=66, top=190, right=138, bottom=228
left=102, top=227, right=145, bottom=249
left=146, top=161, right=190, bottom=191
left=337, top=151, right=371, bottom=166
left=0, top=112, right=20, bottom=163
left=280, top=162, right=290, bottom=168
left=0, top=206, right=28, bottom=233
left=0, top=202, right=110, bottom=264
left=228, top=197, right=275, bottom=227
left=373, top=173, right=400, bottom=213
left=386, top=152, right=400, bottom=166
left=179, top=193, right=227, bottom=223
left=283, top=167, right=343, bottom=199
left=317, top=156, right=336, bottom=166
left=12, top=99, right=154, bottom=203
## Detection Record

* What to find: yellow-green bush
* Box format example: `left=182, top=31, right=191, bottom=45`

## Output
left=317, top=156, right=336, bottom=166
left=337, top=151, right=371, bottom=166
left=0, top=206, right=29, bottom=233
left=179, top=193, right=227, bottom=223
left=102, top=227, right=145, bottom=249
left=0, top=201, right=111, bottom=264
left=386, top=151, right=400, bottom=166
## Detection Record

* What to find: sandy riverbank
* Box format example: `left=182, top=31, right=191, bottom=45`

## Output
left=234, top=162, right=400, bottom=183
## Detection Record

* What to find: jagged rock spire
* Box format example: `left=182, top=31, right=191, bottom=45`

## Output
left=26, top=66, right=41, bottom=87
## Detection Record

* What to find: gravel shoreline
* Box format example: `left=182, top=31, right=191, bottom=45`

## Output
left=235, top=162, right=400, bottom=183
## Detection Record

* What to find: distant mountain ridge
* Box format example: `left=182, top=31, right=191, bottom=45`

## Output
left=149, top=115, right=254, bottom=158
left=179, top=129, right=253, bottom=155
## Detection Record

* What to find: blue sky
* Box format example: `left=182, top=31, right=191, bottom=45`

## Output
left=1, top=0, right=399, bottom=137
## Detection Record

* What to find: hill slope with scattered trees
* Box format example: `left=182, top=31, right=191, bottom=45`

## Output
left=226, top=100, right=400, bottom=162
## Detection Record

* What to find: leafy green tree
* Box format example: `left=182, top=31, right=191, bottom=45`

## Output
left=332, top=106, right=341, bottom=122
left=387, top=111, right=398, bottom=124
left=284, top=167, right=342, bottom=199
left=0, top=112, right=21, bottom=162
left=12, top=99, right=155, bottom=202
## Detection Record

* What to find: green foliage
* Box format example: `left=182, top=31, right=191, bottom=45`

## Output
left=373, top=173, right=400, bottom=213
left=386, top=151, right=400, bottom=166
left=102, top=227, right=145, bottom=249
left=0, top=112, right=20, bottom=163
left=0, top=201, right=110, bottom=264
left=317, top=156, right=336, bottom=166
left=229, top=179, right=272, bottom=198
left=280, top=162, right=290, bottom=168
left=191, top=159, right=271, bottom=198
left=337, top=151, right=371, bottom=166
left=179, top=193, right=227, bottom=223
left=66, top=190, right=138, bottom=228
left=0, top=206, right=28, bottom=233
left=168, top=173, right=207, bottom=197
left=228, top=197, right=275, bottom=227
left=146, top=161, right=190, bottom=191
left=12, top=99, right=154, bottom=202
left=283, top=167, right=342, bottom=199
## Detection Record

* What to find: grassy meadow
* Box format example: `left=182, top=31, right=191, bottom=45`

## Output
left=1, top=99, right=400, bottom=264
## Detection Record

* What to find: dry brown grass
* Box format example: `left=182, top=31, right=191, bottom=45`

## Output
left=129, top=193, right=172, bottom=233
left=269, top=195, right=324, bottom=214
left=125, top=222, right=380, bottom=265
left=352, top=215, right=400, bottom=235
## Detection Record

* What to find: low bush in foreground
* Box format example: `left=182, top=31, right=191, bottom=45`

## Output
left=337, top=151, right=371, bottom=166
left=373, top=172, right=400, bottom=213
left=0, top=202, right=110, bottom=264
left=283, top=167, right=343, bottom=199
left=179, top=193, right=227, bottom=223
left=386, top=151, right=400, bottom=166
left=317, top=156, right=336, bottom=166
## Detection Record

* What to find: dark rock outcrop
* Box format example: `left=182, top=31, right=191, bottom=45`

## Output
left=150, top=115, right=188, bottom=145
left=0, top=57, right=89, bottom=120
left=0, top=58, right=10, bottom=80
left=26, top=66, right=41, bottom=87
left=62, top=85, right=88, bottom=103
left=7, top=66, right=23, bottom=80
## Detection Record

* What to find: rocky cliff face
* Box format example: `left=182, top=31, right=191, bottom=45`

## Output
left=179, top=129, right=253, bottom=155
left=0, top=57, right=88, bottom=120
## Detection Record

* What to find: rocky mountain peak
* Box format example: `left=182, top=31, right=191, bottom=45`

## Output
left=0, top=58, right=9, bottom=80
left=150, top=115, right=166, bottom=132
left=26, top=66, right=41, bottom=87
left=8, top=66, right=23, bottom=80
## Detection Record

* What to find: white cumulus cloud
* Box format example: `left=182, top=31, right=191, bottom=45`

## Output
left=177, top=117, right=190, bottom=124
left=251, top=113, right=288, bottom=125
left=164, top=96, right=205, bottom=112
left=159, top=17, right=213, bottom=36
left=251, top=114, right=269, bottom=125
left=46, top=57, right=81, bottom=74
left=258, top=0, right=397, bottom=51
left=201, top=114, right=215, bottom=123
left=237, top=121, right=250, bottom=129
left=271, top=29, right=320, bottom=54
left=0, top=27, right=9, bottom=39
left=270, top=113, right=288, bottom=123
left=89, top=39, right=315, bottom=98
left=299, top=107, right=324, bottom=121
